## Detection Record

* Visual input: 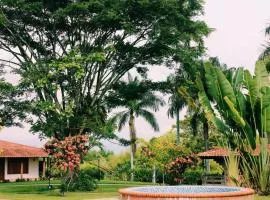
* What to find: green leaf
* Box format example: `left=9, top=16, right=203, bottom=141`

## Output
left=204, top=62, right=222, bottom=104
left=262, top=87, right=270, bottom=134
left=224, top=96, right=246, bottom=127
left=216, top=67, right=237, bottom=105
left=244, top=70, right=258, bottom=110
left=255, top=60, right=270, bottom=96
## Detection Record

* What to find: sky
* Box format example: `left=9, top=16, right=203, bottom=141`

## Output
left=1, top=0, right=270, bottom=152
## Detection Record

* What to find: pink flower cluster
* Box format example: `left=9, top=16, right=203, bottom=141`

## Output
left=45, top=135, right=89, bottom=172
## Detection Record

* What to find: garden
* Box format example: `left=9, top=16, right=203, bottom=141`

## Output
left=0, top=0, right=269, bottom=200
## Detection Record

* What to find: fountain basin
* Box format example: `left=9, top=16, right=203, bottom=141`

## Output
left=119, top=185, right=254, bottom=200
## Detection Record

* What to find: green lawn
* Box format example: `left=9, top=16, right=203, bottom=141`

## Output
left=0, top=180, right=268, bottom=200
left=0, top=180, right=152, bottom=200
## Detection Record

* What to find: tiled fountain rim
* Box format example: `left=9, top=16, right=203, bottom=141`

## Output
left=119, top=185, right=255, bottom=198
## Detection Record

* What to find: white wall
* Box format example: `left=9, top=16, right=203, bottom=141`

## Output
left=4, top=158, right=39, bottom=181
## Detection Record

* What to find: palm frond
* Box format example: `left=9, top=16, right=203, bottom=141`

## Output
left=112, top=111, right=130, bottom=131
left=167, top=93, right=186, bottom=118
left=137, top=109, right=159, bottom=131
left=137, top=93, right=165, bottom=112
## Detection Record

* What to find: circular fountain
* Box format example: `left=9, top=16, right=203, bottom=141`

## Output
left=119, top=185, right=254, bottom=200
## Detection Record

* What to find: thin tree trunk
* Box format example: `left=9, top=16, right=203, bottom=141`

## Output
left=152, top=165, right=156, bottom=183
left=129, top=111, right=136, bottom=181
left=176, top=109, right=180, bottom=145
left=203, top=122, right=210, bottom=173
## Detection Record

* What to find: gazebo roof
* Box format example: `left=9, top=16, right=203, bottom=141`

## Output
left=0, top=140, right=47, bottom=158
left=197, top=145, right=270, bottom=159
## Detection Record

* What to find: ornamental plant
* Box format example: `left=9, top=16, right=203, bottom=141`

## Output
left=45, top=135, right=90, bottom=192
left=45, top=135, right=89, bottom=172
left=166, top=154, right=198, bottom=184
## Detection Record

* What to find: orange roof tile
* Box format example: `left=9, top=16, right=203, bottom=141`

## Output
left=197, top=145, right=270, bottom=158
left=0, top=140, right=47, bottom=158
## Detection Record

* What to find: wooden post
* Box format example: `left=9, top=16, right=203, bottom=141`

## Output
left=42, top=158, right=46, bottom=178
left=20, top=161, right=23, bottom=179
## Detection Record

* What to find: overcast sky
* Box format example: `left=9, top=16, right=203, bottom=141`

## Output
left=1, top=0, right=270, bottom=152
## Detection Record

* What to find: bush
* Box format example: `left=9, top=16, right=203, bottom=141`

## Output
left=61, top=170, right=98, bottom=192
left=182, top=170, right=203, bottom=185
left=80, top=164, right=104, bottom=180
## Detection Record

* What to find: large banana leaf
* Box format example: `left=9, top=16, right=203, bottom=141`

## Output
left=216, top=67, right=237, bottom=105
left=255, top=60, right=270, bottom=96
left=262, top=87, right=270, bottom=134
left=197, top=77, right=230, bottom=136
left=224, top=96, right=246, bottom=127
left=244, top=70, right=258, bottom=110
left=204, top=62, right=223, bottom=105
left=232, top=68, right=244, bottom=90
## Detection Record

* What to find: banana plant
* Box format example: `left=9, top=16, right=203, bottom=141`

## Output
left=196, top=60, right=270, bottom=150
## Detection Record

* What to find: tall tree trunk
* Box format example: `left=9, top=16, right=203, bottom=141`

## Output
left=203, top=122, right=210, bottom=173
left=176, top=109, right=180, bottom=145
left=129, top=111, right=136, bottom=181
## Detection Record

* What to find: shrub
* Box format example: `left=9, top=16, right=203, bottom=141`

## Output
left=61, top=170, right=98, bottom=192
left=80, top=164, right=104, bottom=180
left=182, top=169, right=203, bottom=185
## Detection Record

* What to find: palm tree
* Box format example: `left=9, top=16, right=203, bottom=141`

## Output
left=167, top=76, right=186, bottom=145
left=107, top=73, right=165, bottom=181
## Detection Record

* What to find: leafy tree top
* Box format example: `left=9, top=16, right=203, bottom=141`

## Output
left=0, top=0, right=210, bottom=139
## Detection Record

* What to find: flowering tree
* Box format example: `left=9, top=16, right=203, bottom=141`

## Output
left=45, top=135, right=89, bottom=172
left=45, top=135, right=90, bottom=191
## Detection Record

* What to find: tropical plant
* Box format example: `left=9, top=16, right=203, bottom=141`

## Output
left=45, top=135, right=90, bottom=192
left=196, top=60, right=270, bottom=149
left=195, top=60, right=270, bottom=194
left=0, top=0, right=210, bottom=140
left=107, top=73, right=164, bottom=181
left=166, top=154, right=198, bottom=185
left=167, top=75, right=186, bottom=145
left=178, top=86, right=211, bottom=172
left=240, top=138, right=270, bottom=195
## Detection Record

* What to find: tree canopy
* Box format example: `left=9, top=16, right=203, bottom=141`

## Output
left=0, top=0, right=210, bottom=139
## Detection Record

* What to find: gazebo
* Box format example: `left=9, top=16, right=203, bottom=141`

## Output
left=197, top=145, right=270, bottom=185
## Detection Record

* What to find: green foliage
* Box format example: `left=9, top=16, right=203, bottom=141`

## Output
left=0, top=80, right=29, bottom=127
left=241, top=139, right=270, bottom=195
left=61, top=170, right=98, bottom=192
left=197, top=61, right=270, bottom=150
left=107, top=73, right=164, bottom=180
left=107, top=122, right=223, bottom=184
left=0, top=0, right=210, bottom=140
left=80, top=164, right=105, bottom=180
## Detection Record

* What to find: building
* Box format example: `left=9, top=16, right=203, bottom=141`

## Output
left=197, top=145, right=270, bottom=185
left=0, top=140, right=48, bottom=182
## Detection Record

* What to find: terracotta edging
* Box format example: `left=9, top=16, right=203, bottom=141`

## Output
left=119, top=186, right=254, bottom=198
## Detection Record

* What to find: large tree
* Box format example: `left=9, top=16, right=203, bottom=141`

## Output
left=107, top=73, right=164, bottom=181
left=0, top=0, right=209, bottom=139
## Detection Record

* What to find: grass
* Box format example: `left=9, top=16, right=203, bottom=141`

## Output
left=0, top=180, right=152, bottom=200
left=0, top=180, right=269, bottom=200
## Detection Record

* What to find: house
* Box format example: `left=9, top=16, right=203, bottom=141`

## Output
left=0, top=140, right=48, bottom=182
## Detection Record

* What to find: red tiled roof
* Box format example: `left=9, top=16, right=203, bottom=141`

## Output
left=197, top=147, right=230, bottom=158
left=197, top=145, right=270, bottom=158
left=0, top=140, right=48, bottom=158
